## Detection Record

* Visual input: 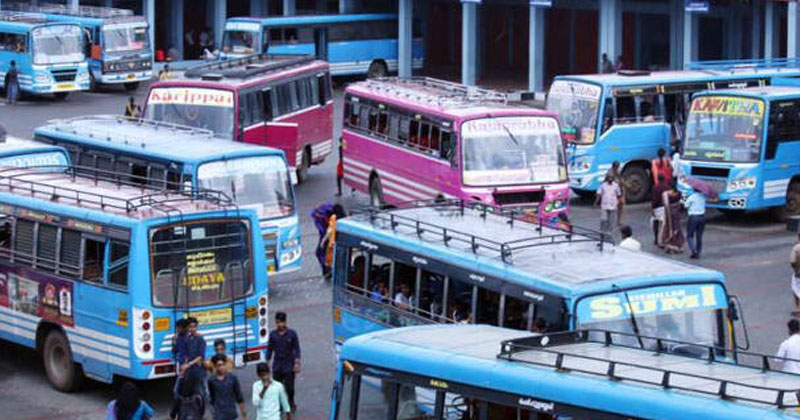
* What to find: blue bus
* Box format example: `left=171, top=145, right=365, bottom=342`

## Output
left=333, top=324, right=800, bottom=419
left=332, top=202, right=746, bottom=355
left=7, top=4, right=153, bottom=91
left=678, top=81, right=800, bottom=219
left=545, top=60, right=800, bottom=202
left=0, top=136, right=70, bottom=168
left=0, top=163, right=269, bottom=391
left=221, top=14, right=424, bottom=77
left=34, top=115, right=302, bottom=275
left=0, top=12, right=90, bottom=99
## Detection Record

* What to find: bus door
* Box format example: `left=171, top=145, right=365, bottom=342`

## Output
left=763, top=99, right=800, bottom=210
left=314, top=28, right=329, bottom=61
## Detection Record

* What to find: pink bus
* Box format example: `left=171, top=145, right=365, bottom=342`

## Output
left=342, top=78, right=570, bottom=221
left=142, top=55, right=333, bottom=183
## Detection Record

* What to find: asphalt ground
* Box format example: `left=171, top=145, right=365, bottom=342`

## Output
left=0, top=82, right=797, bottom=419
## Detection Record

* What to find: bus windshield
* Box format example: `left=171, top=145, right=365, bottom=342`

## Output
left=576, top=284, right=727, bottom=348
left=145, top=87, right=235, bottom=138
left=103, top=23, right=150, bottom=53
left=151, top=219, right=253, bottom=307
left=222, top=30, right=259, bottom=54
left=197, top=156, right=294, bottom=219
left=684, top=96, right=765, bottom=163
left=461, top=116, right=566, bottom=187
left=32, top=25, right=84, bottom=65
left=545, top=80, right=601, bottom=144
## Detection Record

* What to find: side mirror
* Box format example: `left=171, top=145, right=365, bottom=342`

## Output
left=729, top=295, right=750, bottom=351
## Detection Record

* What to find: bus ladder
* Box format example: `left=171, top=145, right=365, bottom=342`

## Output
left=228, top=268, right=248, bottom=366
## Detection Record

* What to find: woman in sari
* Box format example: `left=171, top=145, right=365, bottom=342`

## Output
left=661, top=183, right=685, bottom=254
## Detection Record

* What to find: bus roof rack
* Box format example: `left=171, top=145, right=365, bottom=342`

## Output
left=183, top=54, right=318, bottom=80
left=0, top=165, right=236, bottom=218
left=0, top=11, right=48, bottom=24
left=687, top=58, right=800, bottom=73
left=353, top=199, right=610, bottom=264
left=44, top=115, right=215, bottom=145
left=499, top=329, right=800, bottom=409
left=5, top=2, right=135, bottom=18
left=360, top=77, right=513, bottom=109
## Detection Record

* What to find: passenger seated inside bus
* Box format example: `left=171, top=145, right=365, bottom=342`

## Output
left=449, top=301, right=471, bottom=324
left=418, top=271, right=444, bottom=318
left=394, top=282, right=413, bottom=311
left=369, top=280, right=389, bottom=304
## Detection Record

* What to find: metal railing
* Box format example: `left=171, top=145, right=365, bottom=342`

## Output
left=5, top=2, right=135, bottom=19
left=363, top=77, right=511, bottom=109
left=44, top=115, right=215, bottom=145
left=183, top=54, right=317, bottom=79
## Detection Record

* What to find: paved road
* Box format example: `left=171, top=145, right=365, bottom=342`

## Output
left=0, top=84, right=796, bottom=419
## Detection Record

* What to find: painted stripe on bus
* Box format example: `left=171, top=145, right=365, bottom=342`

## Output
left=71, top=343, right=131, bottom=369
left=67, top=332, right=129, bottom=358
left=764, top=178, right=790, bottom=199
left=0, top=320, right=36, bottom=340
left=345, top=158, right=440, bottom=196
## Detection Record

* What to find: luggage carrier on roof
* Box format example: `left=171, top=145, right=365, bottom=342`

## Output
left=360, top=77, right=512, bottom=108
left=499, top=329, right=800, bottom=409
left=355, top=199, right=609, bottom=263
left=45, top=115, right=215, bottom=145
left=688, top=57, right=800, bottom=73
left=5, top=2, right=134, bottom=19
left=183, top=54, right=317, bottom=80
left=0, top=11, right=47, bottom=23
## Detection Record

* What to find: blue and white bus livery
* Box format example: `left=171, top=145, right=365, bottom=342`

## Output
left=0, top=136, right=70, bottom=169
left=34, top=116, right=302, bottom=275
left=0, top=12, right=90, bottom=99
left=0, top=164, right=269, bottom=391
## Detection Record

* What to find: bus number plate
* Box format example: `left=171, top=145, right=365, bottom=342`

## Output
left=127, top=74, right=136, bottom=80
left=56, top=83, right=75, bottom=90
left=190, top=308, right=232, bottom=325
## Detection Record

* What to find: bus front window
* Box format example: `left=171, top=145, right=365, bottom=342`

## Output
left=461, top=116, right=566, bottom=187
left=545, top=80, right=602, bottom=144
left=32, top=25, right=85, bottom=65
left=144, top=87, right=235, bottom=139
left=683, top=96, right=765, bottom=163
left=197, top=156, right=294, bottom=219
left=222, top=30, right=259, bottom=54
left=103, top=23, right=150, bottom=53
left=151, top=219, right=253, bottom=307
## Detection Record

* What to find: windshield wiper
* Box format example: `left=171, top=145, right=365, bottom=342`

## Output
left=614, top=285, right=645, bottom=349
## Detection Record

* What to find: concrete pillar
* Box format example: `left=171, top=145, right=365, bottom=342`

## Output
left=682, top=8, right=697, bottom=68
left=103, top=0, right=113, bottom=7
left=171, top=0, right=184, bottom=59
left=339, top=0, right=356, bottom=14
left=316, top=0, right=326, bottom=13
left=751, top=1, right=761, bottom=59
left=633, top=12, right=642, bottom=68
left=461, top=1, right=478, bottom=86
left=790, top=0, right=800, bottom=59
left=598, top=0, right=622, bottom=72
left=144, top=0, right=155, bottom=52
left=528, top=5, right=545, bottom=92
left=765, top=0, right=775, bottom=59
left=68, top=0, right=78, bottom=11
left=398, top=0, right=413, bottom=78
left=568, top=9, right=576, bottom=73
left=283, top=0, right=296, bottom=16
left=214, top=0, right=226, bottom=51
left=726, top=5, right=739, bottom=59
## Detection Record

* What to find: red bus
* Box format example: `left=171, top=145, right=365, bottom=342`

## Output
left=142, top=55, right=334, bottom=183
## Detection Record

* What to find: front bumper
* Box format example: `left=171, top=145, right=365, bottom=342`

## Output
left=100, top=70, right=153, bottom=84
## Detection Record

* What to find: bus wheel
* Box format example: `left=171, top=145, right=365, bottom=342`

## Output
left=367, top=61, right=388, bottom=79
left=369, top=176, right=385, bottom=208
left=572, top=189, right=595, bottom=202
left=621, top=165, right=650, bottom=203
left=776, top=182, right=800, bottom=222
left=53, top=92, right=69, bottom=101
left=296, top=148, right=311, bottom=184
left=123, top=82, right=139, bottom=92
left=43, top=329, right=82, bottom=392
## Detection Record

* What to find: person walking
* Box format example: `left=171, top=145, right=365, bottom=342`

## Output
left=685, top=187, right=707, bottom=259
left=618, top=225, right=641, bottom=251
left=172, top=318, right=189, bottom=397
left=651, top=173, right=668, bottom=247
left=651, top=148, right=673, bottom=187
left=265, top=312, right=300, bottom=412
left=790, top=233, right=800, bottom=315
left=106, top=382, right=154, bottom=420
left=170, top=370, right=206, bottom=420
left=777, top=319, right=800, bottom=374
left=159, top=64, right=173, bottom=81
left=124, top=96, right=141, bottom=118
left=206, top=339, right=234, bottom=374
left=252, top=363, right=292, bottom=420
left=595, top=174, right=622, bottom=242
left=6, top=60, right=19, bottom=104
left=208, top=354, right=247, bottom=420
left=182, top=317, right=207, bottom=398
left=336, top=140, right=344, bottom=196
left=608, top=161, right=625, bottom=225
left=661, top=181, right=685, bottom=254
left=321, top=204, right=346, bottom=278
left=311, top=202, right=333, bottom=276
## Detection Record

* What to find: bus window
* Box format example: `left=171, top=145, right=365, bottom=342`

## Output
left=367, top=254, right=391, bottom=303
left=95, top=152, right=114, bottom=173
left=36, top=224, right=58, bottom=272
left=262, top=88, right=275, bottom=121
left=13, top=219, right=34, bottom=265
left=78, top=150, right=96, bottom=170
left=409, top=119, right=420, bottom=146
left=476, top=288, right=500, bottom=326
left=377, top=111, right=388, bottom=134
left=393, top=262, right=416, bottom=311
left=60, top=229, right=81, bottom=277
left=0, top=216, right=10, bottom=254
left=502, top=295, right=532, bottom=330
left=388, top=115, right=400, bottom=139
left=601, top=97, right=614, bottom=134
left=109, top=241, right=130, bottom=289
left=430, top=126, right=441, bottom=153
left=358, top=106, right=371, bottom=131
left=148, top=165, right=167, bottom=189
left=447, top=277, right=474, bottom=323
left=368, top=109, right=379, bottom=132
left=348, top=249, right=367, bottom=294
left=310, top=76, right=320, bottom=106
left=398, top=118, right=410, bottom=143
left=321, top=73, right=332, bottom=103
left=0, top=33, right=27, bottom=52
left=441, top=131, right=454, bottom=163
left=347, top=101, right=360, bottom=127
left=297, top=78, right=313, bottom=109
left=83, top=237, right=105, bottom=283
left=419, top=123, right=431, bottom=149
left=615, top=96, right=636, bottom=125
left=637, top=94, right=661, bottom=122
left=418, top=270, right=445, bottom=319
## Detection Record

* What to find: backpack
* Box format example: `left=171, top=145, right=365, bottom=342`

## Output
left=177, top=395, right=204, bottom=420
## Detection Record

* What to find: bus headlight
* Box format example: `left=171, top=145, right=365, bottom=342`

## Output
left=728, top=177, right=756, bottom=192
left=77, top=72, right=90, bottom=83
left=280, top=247, right=301, bottom=266
left=569, top=156, right=593, bottom=174
left=282, top=238, right=299, bottom=249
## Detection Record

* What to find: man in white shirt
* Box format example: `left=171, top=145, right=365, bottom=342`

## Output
left=595, top=174, right=622, bottom=241
left=777, top=319, right=800, bottom=374
left=618, top=225, right=641, bottom=252
left=394, top=283, right=413, bottom=311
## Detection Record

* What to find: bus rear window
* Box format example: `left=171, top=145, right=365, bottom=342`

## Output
left=151, top=220, right=252, bottom=307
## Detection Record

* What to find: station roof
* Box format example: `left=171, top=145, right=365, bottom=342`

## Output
left=34, top=116, right=285, bottom=164
left=338, top=204, right=722, bottom=297
left=342, top=325, right=800, bottom=420
left=227, top=13, right=396, bottom=27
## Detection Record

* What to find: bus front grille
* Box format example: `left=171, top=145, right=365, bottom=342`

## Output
left=690, top=166, right=730, bottom=178
left=51, top=69, right=77, bottom=82
left=493, top=190, right=546, bottom=206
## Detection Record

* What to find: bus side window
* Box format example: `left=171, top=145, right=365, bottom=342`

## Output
left=637, top=94, right=661, bottom=122
left=430, top=126, right=441, bottom=154
left=0, top=213, right=11, bottom=257
left=296, top=78, right=313, bottom=109
left=419, top=123, right=431, bottom=149
left=601, top=97, right=614, bottom=134
left=398, top=118, right=410, bottom=143
left=262, top=88, right=275, bottom=121
left=287, top=81, right=300, bottom=112
left=95, top=152, right=114, bottom=173
left=109, top=241, right=130, bottom=289
left=615, top=96, right=635, bottom=125
left=409, top=119, right=420, bottom=146
left=13, top=219, right=34, bottom=265
left=377, top=111, right=388, bottom=135
left=366, top=254, right=391, bottom=303
left=284, top=27, right=298, bottom=43
left=359, top=106, right=371, bottom=131
left=269, top=29, right=283, bottom=43
left=148, top=165, right=167, bottom=189
left=321, top=73, right=332, bottom=103
left=347, top=248, right=367, bottom=293
left=310, top=75, right=320, bottom=106
left=248, top=91, right=264, bottom=126
left=393, top=262, right=416, bottom=311
left=502, top=295, right=533, bottom=330
left=388, top=114, right=400, bottom=140
left=60, top=229, right=81, bottom=278
left=78, top=149, right=96, bottom=171
left=36, top=224, right=58, bottom=273
left=446, top=276, right=473, bottom=323
left=167, top=170, right=182, bottom=190
left=441, top=131, right=455, bottom=165
left=83, top=237, right=106, bottom=283
left=418, top=270, right=445, bottom=319
left=476, top=287, right=500, bottom=326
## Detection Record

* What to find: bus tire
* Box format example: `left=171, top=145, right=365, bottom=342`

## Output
left=621, top=165, right=650, bottom=203
left=123, top=82, right=139, bottom=92
left=42, top=329, right=82, bottom=392
left=776, top=182, right=800, bottom=222
left=296, top=148, right=311, bottom=184
left=369, top=175, right=385, bottom=208
left=572, top=189, right=595, bottom=201
left=53, top=92, right=69, bottom=101
left=367, top=61, right=388, bottom=79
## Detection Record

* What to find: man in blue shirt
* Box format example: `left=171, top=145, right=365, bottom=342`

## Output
left=685, top=188, right=707, bottom=259
left=183, top=317, right=208, bottom=398
left=265, top=312, right=300, bottom=411
left=208, top=354, right=247, bottom=420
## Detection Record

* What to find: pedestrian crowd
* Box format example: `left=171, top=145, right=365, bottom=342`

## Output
left=107, top=312, right=300, bottom=420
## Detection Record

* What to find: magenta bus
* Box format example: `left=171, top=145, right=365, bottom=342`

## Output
left=142, top=54, right=333, bottom=183
left=342, top=77, right=570, bottom=221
